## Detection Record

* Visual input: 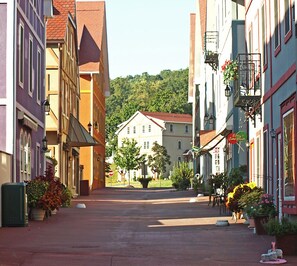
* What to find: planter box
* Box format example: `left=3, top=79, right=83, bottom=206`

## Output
left=276, top=234, right=297, bottom=255
left=254, top=216, right=269, bottom=235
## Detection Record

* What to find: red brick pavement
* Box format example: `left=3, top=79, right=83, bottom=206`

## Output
left=0, top=188, right=296, bottom=266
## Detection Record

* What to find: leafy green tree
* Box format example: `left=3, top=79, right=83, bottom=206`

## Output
left=171, top=162, right=194, bottom=190
left=105, top=69, right=192, bottom=154
left=113, top=138, right=145, bottom=185
left=148, top=142, right=171, bottom=179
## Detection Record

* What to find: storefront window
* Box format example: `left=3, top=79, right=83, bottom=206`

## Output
left=283, top=110, right=295, bottom=200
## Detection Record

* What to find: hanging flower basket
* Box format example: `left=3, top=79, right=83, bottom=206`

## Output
left=221, top=59, right=239, bottom=85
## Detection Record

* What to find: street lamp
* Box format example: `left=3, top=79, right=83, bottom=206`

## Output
left=87, top=122, right=92, bottom=134
left=225, top=85, right=231, bottom=98
left=42, top=136, right=48, bottom=152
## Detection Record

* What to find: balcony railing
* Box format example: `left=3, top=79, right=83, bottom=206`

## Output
left=204, top=31, right=218, bottom=71
left=233, top=53, right=262, bottom=125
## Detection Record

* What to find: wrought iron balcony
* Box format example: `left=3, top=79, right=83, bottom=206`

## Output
left=204, top=31, right=219, bottom=71
left=233, top=53, right=262, bottom=125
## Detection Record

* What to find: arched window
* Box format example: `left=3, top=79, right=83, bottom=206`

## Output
left=20, top=130, right=25, bottom=181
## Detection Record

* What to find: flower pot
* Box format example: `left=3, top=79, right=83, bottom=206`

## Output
left=248, top=217, right=255, bottom=228
left=31, top=208, right=46, bottom=221
left=276, top=234, right=297, bottom=255
left=254, top=216, right=269, bottom=235
left=140, top=180, right=149, bottom=188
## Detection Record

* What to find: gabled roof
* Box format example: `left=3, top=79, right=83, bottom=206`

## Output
left=140, top=111, right=192, bottom=123
left=76, top=1, right=105, bottom=72
left=47, top=0, right=76, bottom=41
left=115, top=111, right=192, bottom=135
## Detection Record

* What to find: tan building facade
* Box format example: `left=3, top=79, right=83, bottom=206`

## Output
left=77, top=1, right=110, bottom=190
left=116, top=111, right=192, bottom=179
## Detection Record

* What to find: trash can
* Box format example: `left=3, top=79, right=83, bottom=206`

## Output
left=80, top=180, right=89, bottom=196
left=2, top=182, right=28, bottom=227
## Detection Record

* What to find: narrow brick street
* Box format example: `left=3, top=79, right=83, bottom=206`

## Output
left=1, top=188, right=296, bottom=266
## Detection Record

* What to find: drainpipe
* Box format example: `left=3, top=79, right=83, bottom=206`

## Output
left=12, top=0, right=17, bottom=182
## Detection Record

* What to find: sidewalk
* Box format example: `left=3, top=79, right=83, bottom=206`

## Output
left=0, top=188, right=296, bottom=265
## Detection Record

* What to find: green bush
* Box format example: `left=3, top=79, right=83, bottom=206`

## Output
left=264, top=218, right=297, bottom=236
left=171, top=162, right=193, bottom=190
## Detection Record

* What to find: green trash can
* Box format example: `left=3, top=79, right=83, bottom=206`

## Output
left=2, top=182, right=28, bottom=227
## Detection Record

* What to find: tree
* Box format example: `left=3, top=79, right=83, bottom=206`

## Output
left=171, top=162, right=194, bottom=190
left=105, top=69, right=192, bottom=153
left=148, top=142, right=171, bottom=179
left=113, top=138, right=145, bottom=185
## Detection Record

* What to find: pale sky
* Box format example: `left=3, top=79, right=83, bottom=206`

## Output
left=105, top=0, right=196, bottom=79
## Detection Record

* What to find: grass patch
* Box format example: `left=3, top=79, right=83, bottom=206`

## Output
left=105, top=178, right=173, bottom=188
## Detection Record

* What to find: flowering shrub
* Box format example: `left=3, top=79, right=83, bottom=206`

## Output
left=221, top=59, right=238, bottom=85
left=26, top=166, right=71, bottom=211
left=226, top=182, right=257, bottom=213
left=246, top=193, right=277, bottom=218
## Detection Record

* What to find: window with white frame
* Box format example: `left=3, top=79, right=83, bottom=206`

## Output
left=133, top=126, right=136, bottom=134
left=148, top=125, right=151, bottom=132
left=20, top=131, right=31, bottom=181
left=144, top=141, right=147, bottom=149
left=37, top=48, right=41, bottom=102
left=284, top=0, right=291, bottom=36
left=29, top=36, right=34, bottom=95
left=283, top=109, right=295, bottom=200
left=36, top=144, right=40, bottom=177
left=261, top=3, right=267, bottom=65
left=142, top=125, right=145, bottom=133
left=214, top=147, right=220, bottom=173
left=274, top=0, right=280, bottom=49
left=127, top=127, right=130, bottom=134
left=147, top=141, right=149, bottom=149
left=19, top=22, right=24, bottom=86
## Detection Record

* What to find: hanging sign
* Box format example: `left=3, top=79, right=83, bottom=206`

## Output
left=236, top=131, right=247, bottom=142
left=227, top=133, right=237, bottom=144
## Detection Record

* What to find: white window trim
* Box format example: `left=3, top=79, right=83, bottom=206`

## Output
left=19, top=21, right=24, bottom=88
left=37, top=47, right=41, bottom=103
left=28, top=35, right=34, bottom=97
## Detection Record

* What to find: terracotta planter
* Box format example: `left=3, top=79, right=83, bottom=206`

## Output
left=276, top=234, right=297, bottom=255
left=30, top=208, right=46, bottom=221
left=254, top=216, right=269, bottom=235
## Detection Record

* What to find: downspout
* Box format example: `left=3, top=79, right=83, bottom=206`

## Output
left=90, top=73, right=94, bottom=187
left=58, top=42, right=63, bottom=183
left=12, top=0, right=17, bottom=182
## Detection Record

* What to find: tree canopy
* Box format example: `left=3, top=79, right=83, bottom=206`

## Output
left=147, top=142, right=171, bottom=178
left=113, top=138, right=145, bottom=185
left=106, top=69, right=191, bottom=156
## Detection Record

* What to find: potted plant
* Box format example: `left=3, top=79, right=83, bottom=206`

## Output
left=26, top=166, right=66, bottom=220
left=226, top=182, right=256, bottom=221
left=221, top=59, right=239, bottom=85
left=264, top=218, right=297, bottom=255
left=247, top=193, right=277, bottom=235
left=26, top=177, right=50, bottom=220
left=138, top=177, right=152, bottom=188
left=238, top=187, right=263, bottom=227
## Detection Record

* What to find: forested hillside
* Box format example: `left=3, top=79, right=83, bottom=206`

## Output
left=106, top=69, right=191, bottom=156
